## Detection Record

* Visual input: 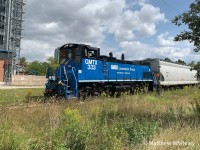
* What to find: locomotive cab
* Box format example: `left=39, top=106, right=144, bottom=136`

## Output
left=59, top=43, right=100, bottom=64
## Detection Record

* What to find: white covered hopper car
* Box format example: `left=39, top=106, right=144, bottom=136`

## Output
left=142, top=59, right=199, bottom=88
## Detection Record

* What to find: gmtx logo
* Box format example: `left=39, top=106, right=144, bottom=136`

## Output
left=111, top=65, right=118, bottom=70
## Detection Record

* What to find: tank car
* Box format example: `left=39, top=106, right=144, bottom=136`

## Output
left=140, top=59, right=199, bottom=90
left=44, top=43, right=154, bottom=99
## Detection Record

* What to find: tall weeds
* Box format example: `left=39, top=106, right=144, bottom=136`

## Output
left=0, top=87, right=200, bottom=149
left=192, top=91, right=200, bottom=118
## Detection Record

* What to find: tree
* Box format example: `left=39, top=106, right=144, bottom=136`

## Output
left=26, top=61, right=46, bottom=76
left=172, top=0, right=200, bottom=52
left=46, top=57, right=59, bottom=71
left=25, top=57, right=59, bottom=76
left=188, top=60, right=200, bottom=80
left=19, top=57, right=28, bottom=74
left=44, top=57, right=59, bottom=77
left=20, top=57, right=28, bottom=68
left=192, top=61, right=200, bottom=79
left=188, top=61, right=196, bottom=67
left=163, top=58, right=173, bottom=63
left=175, top=59, right=186, bottom=65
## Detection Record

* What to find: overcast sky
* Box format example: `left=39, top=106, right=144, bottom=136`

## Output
left=21, top=0, right=200, bottom=63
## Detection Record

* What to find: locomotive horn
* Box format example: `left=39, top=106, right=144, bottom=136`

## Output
left=109, top=52, right=113, bottom=58
left=121, top=53, right=125, bottom=60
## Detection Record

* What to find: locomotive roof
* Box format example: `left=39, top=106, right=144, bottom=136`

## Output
left=60, top=43, right=99, bottom=50
left=99, top=55, right=148, bottom=65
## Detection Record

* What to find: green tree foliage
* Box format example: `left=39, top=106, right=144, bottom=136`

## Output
left=19, top=57, right=28, bottom=74
left=45, top=57, right=59, bottom=77
left=172, top=0, right=200, bottom=52
left=19, top=57, right=28, bottom=68
left=46, top=57, right=59, bottom=71
left=163, top=58, right=186, bottom=65
left=192, top=61, right=200, bottom=79
left=26, top=61, right=46, bottom=76
left=188, top=61, right=196, bottom=67
left=188, top=60, right=200, bottom=79
left=163, top=58, right=173, bottom=62
left=26, top=57, right=58, bottom=76
left=175, top=59, right=186, bottom=65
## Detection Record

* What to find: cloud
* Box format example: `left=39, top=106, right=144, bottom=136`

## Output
left=118, top=39, right=199, bottom=63
left=109, top=3, right=166, bottom=41
left=139, top=4, right=166, bottom=23
left=157, top=32, right=175, bottom=47
left=23, top=0, right=108, bottom=45
left=21, top=40, right=56, bottom=62
left=21, top=0, right=167, bottom=61
left=119, top=41, right=156, bottom=60
left=21, top=0, right=200, bottom=64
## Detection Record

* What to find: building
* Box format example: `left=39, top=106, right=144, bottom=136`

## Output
left=54, top=47, right=60, bottom=63
left=0, top=49, right=10, bottom=81
left=0, top=0, right=24, bottom=82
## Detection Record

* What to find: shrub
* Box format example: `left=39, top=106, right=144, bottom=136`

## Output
left=61, top=108, right=89, bottom=150
left=192, top=92, right=200, bottom=118
left=90, top=125, right=123, bottom=150
left=24, top=89, right=33, bottom=103
left=98, top=100, right=118, bottom=125
left=124, top=119, right=157, bottom=145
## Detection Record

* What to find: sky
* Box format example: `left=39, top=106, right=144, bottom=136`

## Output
left=21, top=0, right=200, bottom=63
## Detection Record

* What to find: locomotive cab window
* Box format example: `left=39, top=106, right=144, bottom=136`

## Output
left=59, top=44, right=83, bottom=63
left=59, top=48, right=72, bottom=63
left=68, top=49, right=72, bottom=59
left=88, top=51, right=94, bottom=57
left=59, top=49, right=66, bottom=63
left=75, top=47, right=82, bottom=63
left=84, top=48, right=98, bottom=59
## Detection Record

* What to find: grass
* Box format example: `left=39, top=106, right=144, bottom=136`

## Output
left=0, top=88, right=44, bottom=104
left=0, top=86, right=200, bottom=149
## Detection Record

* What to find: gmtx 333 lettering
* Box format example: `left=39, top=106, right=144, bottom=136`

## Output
left=85, top=59, right=97, bottom=70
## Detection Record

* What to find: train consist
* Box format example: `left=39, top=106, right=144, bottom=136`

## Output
left=44, top=43, right=198, bottom=99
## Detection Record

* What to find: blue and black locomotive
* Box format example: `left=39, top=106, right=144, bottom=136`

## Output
left=45, top=43, right=154, bottom=99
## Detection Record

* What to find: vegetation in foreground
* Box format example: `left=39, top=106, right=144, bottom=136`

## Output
left=0, top=87, right=200, bottom=149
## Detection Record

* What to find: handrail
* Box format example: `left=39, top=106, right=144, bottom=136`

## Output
left=72, top=67, right=78, bottom=96
left=63, top=58, right=71, bottom=89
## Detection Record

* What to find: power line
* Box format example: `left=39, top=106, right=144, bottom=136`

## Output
left=161, top=0, right=181, bottom=14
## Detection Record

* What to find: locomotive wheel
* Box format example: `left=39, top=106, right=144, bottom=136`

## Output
left=79, top=90, right=97, bottom=100
left=78, top=91, right=87, bottom=100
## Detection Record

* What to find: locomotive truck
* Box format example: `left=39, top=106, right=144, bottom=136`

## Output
left=44, top=43, right=198, bottom=99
